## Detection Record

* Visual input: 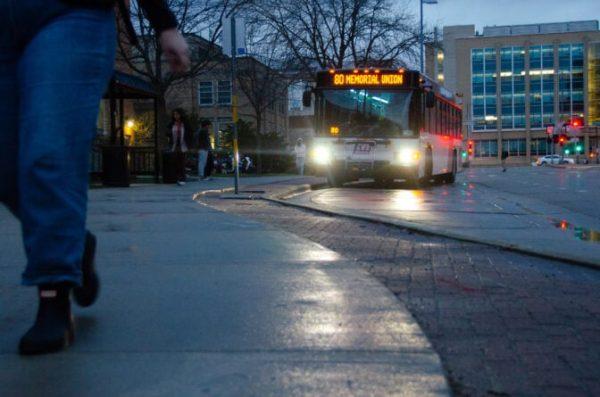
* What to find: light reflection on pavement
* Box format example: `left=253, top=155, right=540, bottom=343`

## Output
left=286, top=176, right=600, bottom=266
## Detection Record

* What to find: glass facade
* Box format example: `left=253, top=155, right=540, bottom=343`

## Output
left=558, top=43, right=584, bottom=120
left=472, top=48, right=497, bottom=131
left=472, top=42, right=586, bottom=134
left=499, top=47, right=525, bottom=129
left=529, top=45, right=554, bottom=128
left=502, top=138, right=527, bottom=156
left=474, top=139, right=498, bottom=157
left=530, top=138, right=551, bottom=156
left=589, top=42, right=600, bottom=126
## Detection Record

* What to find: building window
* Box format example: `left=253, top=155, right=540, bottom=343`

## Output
left=559, top=43, right=584, bottom=121
left=530, top=138, right=551, bottom=156
left=502, top=138, right=527, bottom=156
left=198, top=81, right=213, bottom=106
left=217, top=80, right=231, bottom=105
left=215, top=117, right=233, bottom=148
left=529, top=45, right=555, bottom=129
left=474, top=139, right=498, bottom=158
left=472, top=48, right=497, bottom=131
left=498, top=46, right=526, bottom=130
left=589, top=42, right=600, bottom=126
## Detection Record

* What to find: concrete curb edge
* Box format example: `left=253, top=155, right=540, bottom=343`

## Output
left=263, top=186, right=600, bottom=271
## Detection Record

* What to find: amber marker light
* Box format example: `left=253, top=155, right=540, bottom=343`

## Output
left=329, top=69, right=335, bottom=74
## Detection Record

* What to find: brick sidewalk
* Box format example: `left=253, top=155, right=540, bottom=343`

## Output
left=200, top=189, right=600, bottom=396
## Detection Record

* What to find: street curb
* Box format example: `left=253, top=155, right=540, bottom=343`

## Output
left=263, top=189, right=600, bottom=271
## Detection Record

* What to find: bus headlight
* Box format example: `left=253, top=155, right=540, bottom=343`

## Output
left=397, top=149, right=420, bottom=165
left=312, top=145, right=332, bottom=165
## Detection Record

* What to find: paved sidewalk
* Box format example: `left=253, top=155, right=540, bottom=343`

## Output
left=0, top=176, right=448, bottom=396
left=279, top=176, right=600, bottom=267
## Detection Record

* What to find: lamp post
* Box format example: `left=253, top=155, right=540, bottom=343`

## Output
left=420, top=0, right=438, bottom=74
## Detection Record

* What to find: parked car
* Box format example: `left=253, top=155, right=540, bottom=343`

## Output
left=535, top=155, right=574, bottom=166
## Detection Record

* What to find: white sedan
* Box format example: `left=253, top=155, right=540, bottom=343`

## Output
left=535, top=155, right=575, bottom=166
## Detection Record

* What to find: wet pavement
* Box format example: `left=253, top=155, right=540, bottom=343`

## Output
left=200, top=178, right=600, bottom=396
left=282, top=168, right=600, bottom=267
left=0, top=176, right=448, bottom=396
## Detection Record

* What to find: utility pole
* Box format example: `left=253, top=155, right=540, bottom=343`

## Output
left=230, top=15, right=240, bottom=194
left=420, top=0, right=438, bottom=74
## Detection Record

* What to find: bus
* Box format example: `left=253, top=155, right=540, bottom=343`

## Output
left=303, top=68, right=463, bottom=187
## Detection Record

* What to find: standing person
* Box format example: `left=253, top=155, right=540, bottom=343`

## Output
left=501, top=149, right=509, bottom=172
left=0, top=0, right=189, bottom=355
left=197, top=119, right=211, bottom=180
left=167, top=108, right=192, bottom=185
left=294, top=138, right=307, bottom=175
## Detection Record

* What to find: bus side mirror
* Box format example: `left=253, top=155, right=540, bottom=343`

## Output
left=302, top=90, right=312, bottom=107
left=425, top=91, right=435, bottom=108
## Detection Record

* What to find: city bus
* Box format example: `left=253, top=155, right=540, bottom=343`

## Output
left=303, top=68, right=463, bottom=187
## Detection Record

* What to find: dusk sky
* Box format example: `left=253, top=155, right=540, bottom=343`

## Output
left=411, top=0, right=600, bottom=32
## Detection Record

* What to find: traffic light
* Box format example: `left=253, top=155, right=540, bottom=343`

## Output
left=575, top=144, right=583, bottom=153
left=565, top=149, right=571, bottom=155
left=558, top=135, right=567, bottom=146
left=467, top=140, right=474, bottom=156
left=571, top=116, right=584, bottom=128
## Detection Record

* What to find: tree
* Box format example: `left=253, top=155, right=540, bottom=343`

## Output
left=235, top=53, right=292, bottom=172
left=116, top=0, right=248, bottom=146
left=253, top=0, right=422, bottom=74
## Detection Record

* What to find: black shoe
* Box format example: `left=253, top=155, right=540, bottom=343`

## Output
left=73, top=231, right=99, bottom=307
left=19, top=283, right=74, bottom=355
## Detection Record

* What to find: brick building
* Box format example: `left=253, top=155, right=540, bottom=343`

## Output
left=166, top=36, right=289, bottom=148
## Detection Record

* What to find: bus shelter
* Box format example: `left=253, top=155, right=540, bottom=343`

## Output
left=101, top=71, right=160, bottom=185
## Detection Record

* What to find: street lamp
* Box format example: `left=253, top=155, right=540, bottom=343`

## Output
left=420, top=0, right=438, bottom=74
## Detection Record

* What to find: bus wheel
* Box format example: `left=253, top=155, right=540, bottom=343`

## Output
left=445, top=151, right=457, bottom=184
left=327, top=171, right=344, bottom=188
left=420, top=148, right=433, bottom=186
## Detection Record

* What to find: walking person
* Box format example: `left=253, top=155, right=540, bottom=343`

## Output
left=167, top=108, right=193, bottom=185
left=197, top=119, right=211, bottom=180
left=0, top=0, right=189, bottom=355
left=501, top=149, right=509, bottom=172
left=294, top=138, right=307, bottom=175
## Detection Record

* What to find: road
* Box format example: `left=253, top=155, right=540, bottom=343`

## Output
left=281, top=166, right=600, bottom=266
left=465, top=166, right=600, bottom=221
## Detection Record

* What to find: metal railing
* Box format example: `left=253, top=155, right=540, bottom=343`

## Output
left=90, top=146, right=157, bottom=176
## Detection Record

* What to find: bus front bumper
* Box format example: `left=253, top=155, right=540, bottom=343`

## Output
left=316, top=160, right=419, bottom=180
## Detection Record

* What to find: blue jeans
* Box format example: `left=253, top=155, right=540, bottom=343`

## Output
left=0, top=1, right=116, bottom=285
left=198, top=150, right=208, bottom=178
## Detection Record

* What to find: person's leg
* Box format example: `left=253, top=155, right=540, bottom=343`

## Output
left=0, top=3, right=19, bottom=216
left=18, top=8, right=116, bottom=286
left=300, top=158, right=305, bottom=176
left=198, top=150, right=208, bottom=178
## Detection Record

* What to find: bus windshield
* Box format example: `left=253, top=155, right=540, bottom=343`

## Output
left=317, top=89, right=416, bottom=138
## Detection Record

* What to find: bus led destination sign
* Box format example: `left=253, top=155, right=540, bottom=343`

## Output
left=333, top=73, right=404, bottom=86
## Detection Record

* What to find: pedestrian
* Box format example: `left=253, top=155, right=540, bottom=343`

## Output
left=0, top=0, right=189, bottom=355
left=204, top=148, right=215, bottom=179
left=167, top=108, right=193, bottom=185
left=197, top=119, right=212, bottom=180
left=294, top=138, right=307, bottom=175
left=501, top=150, right=509, bottom=172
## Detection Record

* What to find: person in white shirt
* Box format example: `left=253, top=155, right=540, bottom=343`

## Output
left=294, top=138, right=307, bottom=175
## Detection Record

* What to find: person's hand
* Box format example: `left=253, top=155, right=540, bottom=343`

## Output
left=159, top=29, right=190, bottom=74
